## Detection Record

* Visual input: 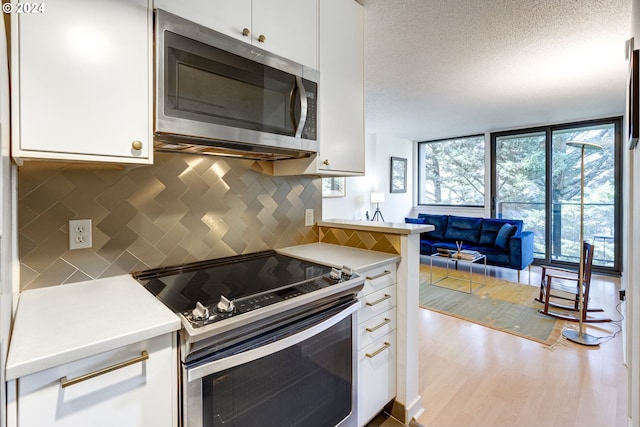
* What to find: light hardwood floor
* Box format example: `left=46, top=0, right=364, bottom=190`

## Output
left=368, top=265, right=627, bottom=427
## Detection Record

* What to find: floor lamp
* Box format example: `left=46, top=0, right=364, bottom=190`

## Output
left=370, top=192, right=385, bottom=221
left=562, top=141, right=602, bottom=347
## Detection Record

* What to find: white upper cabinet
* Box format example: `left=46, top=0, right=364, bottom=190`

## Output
left=272, top=0, right=364, bottom=176
left=154, top=0, right=251, bottom=43
left=251, top=0, right=317, bottom=69
left=154, top=0, right=318, bottom=69
left=11, top=0, right=153, bottom=165
left=316, top=0, right=364, bottom=175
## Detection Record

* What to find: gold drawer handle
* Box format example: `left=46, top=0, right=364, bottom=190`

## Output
left=366, top=270, right=392, bottom=281
left=60, top=351, right=149, bottom=388
left=366, top=342, right=391, bottom=359
left=366, top=318, right=391, bottom=332
left=366, top=294, right=391, bottom=307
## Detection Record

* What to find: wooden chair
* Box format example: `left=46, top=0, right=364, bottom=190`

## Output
left=535, top=242, right=611, bottom=323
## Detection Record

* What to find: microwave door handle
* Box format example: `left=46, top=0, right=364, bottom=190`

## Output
left=294, top=76, right=308, bottom=138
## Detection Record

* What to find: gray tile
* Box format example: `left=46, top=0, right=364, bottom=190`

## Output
left=18, top=154, right=322, bottom=290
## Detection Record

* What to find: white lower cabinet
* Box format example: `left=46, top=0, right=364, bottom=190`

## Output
left=8, top=333, right=177, bottom=427
left=358, top=331, right=397, bottom=426
left=357, top=263, right=397, bottom=426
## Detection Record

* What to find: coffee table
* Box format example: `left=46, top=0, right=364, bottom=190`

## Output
left=428, top=252, right=487, bottom=293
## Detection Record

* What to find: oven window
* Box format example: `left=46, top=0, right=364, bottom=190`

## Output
left=202, top=317, right=353, bottom=427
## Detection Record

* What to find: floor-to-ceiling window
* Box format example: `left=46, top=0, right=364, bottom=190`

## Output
left=491, top=118, right=622, bottom=274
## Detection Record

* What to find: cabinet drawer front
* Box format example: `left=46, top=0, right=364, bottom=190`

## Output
left=358, top=307, right=396, bottom=350
left=359, top=264, right=397, bottom=296
left=16, top=334, right=177, bottom=427
left=358, top=286, right=396, bottom=324
left=358, top=331, right=396, bottom=427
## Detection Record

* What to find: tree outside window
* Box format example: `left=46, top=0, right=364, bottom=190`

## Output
left=418, top=135, right=485, bottom=206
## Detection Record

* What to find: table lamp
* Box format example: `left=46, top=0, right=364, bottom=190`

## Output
left=370, top=192, right=385, bottom=221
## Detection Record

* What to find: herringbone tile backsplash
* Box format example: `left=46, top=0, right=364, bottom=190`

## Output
left=18, top=153, right=321, bottom=291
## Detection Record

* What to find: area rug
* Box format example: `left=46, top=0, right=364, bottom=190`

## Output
left=419, top=265, right=567, bottom=346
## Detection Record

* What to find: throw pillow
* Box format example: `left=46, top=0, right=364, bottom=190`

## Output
left=495, top=223, right=517, bottom=250
left=404, top=217, right=427, bottom=224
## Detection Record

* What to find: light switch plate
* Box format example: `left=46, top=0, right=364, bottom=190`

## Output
left=304, top=209, right=314, bottom=226
left=69, top=219, right=92, bottom=250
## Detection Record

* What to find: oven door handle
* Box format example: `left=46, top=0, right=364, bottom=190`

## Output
left=186, top=300, right=361, bottom=382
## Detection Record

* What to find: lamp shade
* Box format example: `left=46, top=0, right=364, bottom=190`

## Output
left=371, top=192, right=385, bottom=203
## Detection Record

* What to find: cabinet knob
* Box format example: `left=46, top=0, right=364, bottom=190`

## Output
left=242, top=28, right=250, bottom=37
left=258, top=34, right=266, bottom=43
left=131, top=140, right=143, bottom=151
left=322, top=159, right=330, bottom=166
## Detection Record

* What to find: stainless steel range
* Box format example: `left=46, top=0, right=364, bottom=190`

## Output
left=133, top=250, right=363, bottom=427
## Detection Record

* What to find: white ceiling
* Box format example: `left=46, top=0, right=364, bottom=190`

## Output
left=360, top=0, right=632, bottom=141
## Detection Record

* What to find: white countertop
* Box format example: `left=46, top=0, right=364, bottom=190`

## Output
left=319, top=219, right=434, bottom=235
left=278, top=243, right=400, bottom=272
left=5, top=275, right=181, bottom=380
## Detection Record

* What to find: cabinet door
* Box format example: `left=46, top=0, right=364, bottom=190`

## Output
left=270, top=0, right=364, bottom=177
left=12, top=0, right=152, bottom=164
left=252, top=0, right=317, bottom=69
left=16, top=334, right=176, bottom=427
left=317, top=0, right=364, bottom=174
left=154, top=0, right=251, bottom=41
left=358, top=331, right=396, bottom=427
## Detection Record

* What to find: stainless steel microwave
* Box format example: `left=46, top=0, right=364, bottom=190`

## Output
left=154, top=9, right=319, bottom=160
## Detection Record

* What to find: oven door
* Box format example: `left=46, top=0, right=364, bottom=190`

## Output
left=183, top=299, right=360, bottom=427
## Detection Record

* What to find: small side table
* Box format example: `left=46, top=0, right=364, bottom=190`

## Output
left=428, top=253, right=487, bottom=293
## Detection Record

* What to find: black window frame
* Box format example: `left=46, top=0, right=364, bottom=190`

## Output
left=490, top=117, right=623, bottom=275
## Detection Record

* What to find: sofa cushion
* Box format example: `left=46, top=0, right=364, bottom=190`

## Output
left=443, top=216, right=482, bottom=244
left=495, top=223, right=517, bottom=249
left=417, top=214, right=448, bottom=240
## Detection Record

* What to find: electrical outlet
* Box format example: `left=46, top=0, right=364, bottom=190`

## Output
left=304, top=209, right=314, bottom=226
left=69, top=219, right=92, bottom=250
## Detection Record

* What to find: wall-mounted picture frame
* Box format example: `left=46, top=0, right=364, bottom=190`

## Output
left=390, top=157, right=407, bottom=193
left=629, top=48, right=639, bottom=149
left=322, top=177, right=346, bottom=198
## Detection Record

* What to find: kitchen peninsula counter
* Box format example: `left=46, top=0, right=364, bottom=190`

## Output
left=277, top=242, right=400, bottom=271
left=318, top=218, right=433, bottom=235
left=5, top=275, right=180, bottom=380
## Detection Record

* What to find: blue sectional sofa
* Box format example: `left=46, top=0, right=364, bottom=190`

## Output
left=406, top=214, right=535, bottom=274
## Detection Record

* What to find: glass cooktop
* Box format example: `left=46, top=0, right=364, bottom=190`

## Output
left=132, top=251, right=332, bottom=314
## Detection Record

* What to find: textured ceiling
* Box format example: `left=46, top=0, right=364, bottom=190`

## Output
left=360, top=0, right=632, bottom=141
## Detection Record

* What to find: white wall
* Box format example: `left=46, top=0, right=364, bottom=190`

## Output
left=323, top=133, right=414, bottom=222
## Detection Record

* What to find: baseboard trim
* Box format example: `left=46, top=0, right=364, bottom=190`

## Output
left=389, top=396, right=424, bottom=425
